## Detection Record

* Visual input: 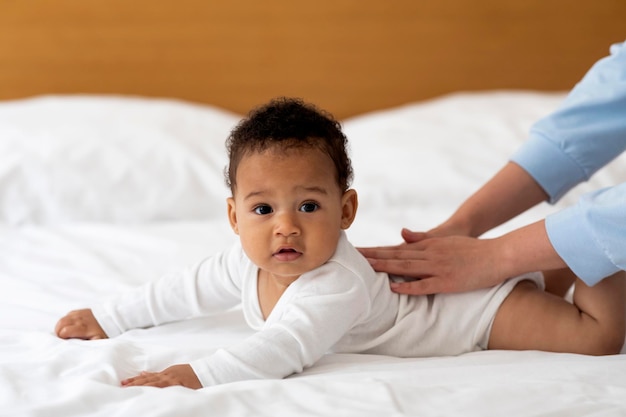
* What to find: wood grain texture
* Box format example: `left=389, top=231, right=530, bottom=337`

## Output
left=1, top=0, right=624, bottom=118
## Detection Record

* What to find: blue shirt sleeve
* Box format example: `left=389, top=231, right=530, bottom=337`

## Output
left=511, top=41, right=626, bottom=203
left=510, top=41, right=626, bottom=285
left=545, top=182, right=626, bottom=285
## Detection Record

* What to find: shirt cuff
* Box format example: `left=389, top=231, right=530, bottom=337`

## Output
left=511, top=134, right=586, bottom=203
left=545, top=205, right=619, bottom=286
left=91, top=304, right=124, bottom=338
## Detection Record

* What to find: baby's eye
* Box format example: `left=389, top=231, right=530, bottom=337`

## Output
left=254, top=205, right=273, bottom=215
left=299, top=202, right=319, bottom=213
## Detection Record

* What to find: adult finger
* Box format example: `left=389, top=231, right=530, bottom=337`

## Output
left=389, top=277, right=449, bottom=295
left=401, top=228, right=430, bottom=244
left=367, top=258, right=434, bottom=278
left=357, top=244, right=405, bottom=258
left=362, top=247, right=429, bottom=261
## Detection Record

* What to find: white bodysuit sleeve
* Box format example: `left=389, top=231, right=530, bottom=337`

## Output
left=92, top=245, right=245, bottom=337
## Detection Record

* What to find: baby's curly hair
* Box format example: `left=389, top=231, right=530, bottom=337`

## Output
left=225, top=97, right=353, bottom=193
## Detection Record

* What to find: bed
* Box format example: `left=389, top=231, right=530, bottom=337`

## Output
left=2, top=2, right=626, bottom=416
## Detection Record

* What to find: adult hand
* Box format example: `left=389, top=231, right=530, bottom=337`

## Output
left=360, top=220, right=565, bottom=295
left=55, top=308, right=107, bottom=340
left=121, top=364, right=202, bottom=389
left=359, top=231, right=507, bottom=295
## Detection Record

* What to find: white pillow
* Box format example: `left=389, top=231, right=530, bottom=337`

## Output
left=0, top=95, right=240, bottom=224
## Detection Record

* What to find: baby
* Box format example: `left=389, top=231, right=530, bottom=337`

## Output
left=56, top=97, right=625, bottom=389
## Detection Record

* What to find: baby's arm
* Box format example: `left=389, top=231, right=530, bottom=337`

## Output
left=55, top=249, right=242, bottom=340
left=55, top=309, right=107, bottom=340
left=53, top=248, right=245, bottom=388
left=56, top=308, right=202, bottom=389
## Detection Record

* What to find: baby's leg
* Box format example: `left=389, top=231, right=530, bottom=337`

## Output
left=488, top=270, right=626, bottom=355
left=542, top=268, right=576, bottom=298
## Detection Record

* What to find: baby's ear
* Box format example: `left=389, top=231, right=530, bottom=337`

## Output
left=227, top=197, right=239, bottom=234
left=340, top=189, right=358, bottom=229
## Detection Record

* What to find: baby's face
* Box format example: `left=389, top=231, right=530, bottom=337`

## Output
left=227, top=147, right=356, bottom=285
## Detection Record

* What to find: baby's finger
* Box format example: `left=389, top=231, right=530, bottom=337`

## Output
left=121, top=373, right=149, bottom=387
left=56, top=324, right=87, bottom=339
left=54, top=319, right=69, bottom=337
left=55, top=314, right=80, bottom=334
left=122, top=372, right=171, bottom=388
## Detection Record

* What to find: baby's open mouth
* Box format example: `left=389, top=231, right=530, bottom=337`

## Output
left=278, top=248, right=297, bottom=254
left=273, top=248, right=302, bottom=261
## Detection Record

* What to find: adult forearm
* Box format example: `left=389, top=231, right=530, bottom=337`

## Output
left=437, top=162, right=548, bottom=237
left=495, top=219, right=567, bottom=278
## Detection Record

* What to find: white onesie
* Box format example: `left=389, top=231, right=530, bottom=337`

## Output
left=92, top=232, right=542, bottom=387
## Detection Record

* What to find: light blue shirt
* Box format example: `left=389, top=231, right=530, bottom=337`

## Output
left=511, top=41, right=626, bottom=286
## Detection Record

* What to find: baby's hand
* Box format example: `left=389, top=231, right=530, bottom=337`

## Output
left=121, top=364, right=202, bottom=389
left=55, top=309, right=107, bottom=340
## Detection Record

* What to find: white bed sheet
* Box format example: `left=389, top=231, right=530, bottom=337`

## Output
left=2, top=92, right=626, bottom=416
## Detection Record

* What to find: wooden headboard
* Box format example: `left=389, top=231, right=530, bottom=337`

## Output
left=1, top=0, right=624, bottom=119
